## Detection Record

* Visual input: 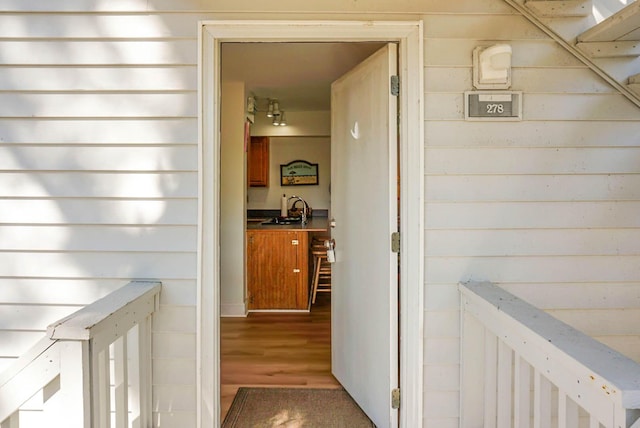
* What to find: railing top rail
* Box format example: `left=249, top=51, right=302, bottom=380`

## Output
left=460, top=281, right=640, bottom=409
left=47, top=280, right=161, bottom=341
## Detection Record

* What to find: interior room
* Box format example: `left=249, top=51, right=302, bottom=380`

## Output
left=218, top=41, right=385, bottom=418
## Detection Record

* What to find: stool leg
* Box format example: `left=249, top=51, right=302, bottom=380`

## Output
left=310, top=254, right=318, bottom=304
left=311, top=255, right=322, bottom=304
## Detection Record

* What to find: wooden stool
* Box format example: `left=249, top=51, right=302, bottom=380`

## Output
left=310, top=241, right=332, bottom=304
left=311, top=236, right=331, bottom=246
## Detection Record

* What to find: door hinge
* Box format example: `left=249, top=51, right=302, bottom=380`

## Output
left=390, top=75, right=399, bottom=96
left=391, top=388, right=400, bottom=409
left=391, top=232, right=400, bottom=253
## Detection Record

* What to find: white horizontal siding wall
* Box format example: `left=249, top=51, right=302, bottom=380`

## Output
left=1, top=1, right=639, bottom=427
left=424, top=4, right=640, bottom=428
left=0, top=5, right=200, bottom=426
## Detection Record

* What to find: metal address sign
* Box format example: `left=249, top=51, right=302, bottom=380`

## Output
left=465, top=91, right=522, bottom=121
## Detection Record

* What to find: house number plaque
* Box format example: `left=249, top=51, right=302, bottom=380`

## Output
left=465, top=91, right=522, bottom=121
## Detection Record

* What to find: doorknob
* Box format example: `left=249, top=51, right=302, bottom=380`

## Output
left=330, top=218, right=336, bottom=228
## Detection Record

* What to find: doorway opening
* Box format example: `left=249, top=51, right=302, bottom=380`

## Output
left=219, top=40, right=388, bottom=421
left=198, top=20, right=424, bottom=428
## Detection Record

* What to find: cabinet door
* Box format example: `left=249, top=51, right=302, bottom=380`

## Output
left=248, top=136, right=269, bottom=187
left=247, top=231, right=301, bottom=309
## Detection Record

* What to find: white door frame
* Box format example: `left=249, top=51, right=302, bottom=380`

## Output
left=197, top=20, right=424, bottom=428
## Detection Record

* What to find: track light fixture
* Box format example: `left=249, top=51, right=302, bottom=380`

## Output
left=267, top=99, right=287, bottom=126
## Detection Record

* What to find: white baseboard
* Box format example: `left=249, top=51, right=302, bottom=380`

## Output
left=220, top=303, right=247, bottom=317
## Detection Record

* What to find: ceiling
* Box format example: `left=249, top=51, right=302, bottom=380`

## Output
left=221, top=42, right=386, bottom=112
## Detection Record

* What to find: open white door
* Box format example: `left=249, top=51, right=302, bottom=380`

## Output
left=331, top=44, right=399, bottom=428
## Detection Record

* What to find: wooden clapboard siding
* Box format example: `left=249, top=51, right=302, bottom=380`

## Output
left=426, top=121, right=640, bottom=146
left=0, top=67, right=197, bottom=91
left=428, top=201, right=640, bottom=228
left=427, top=175, right=640, bottom=201
left=548, top=307, right=640, bottom=360
left=0, top=7, right=200, bottom=428
left=0, top=147, right=197, bottom=169
left=423, top=3, right=640, bottom=426
left=427, top=256, right=640, bottom=284
left=547, top=308, right=640, bottom=336
left=424, top=14, right=548, bottom=39
left=0, top=225, right=196, bottom=251
left=154, top=385, right=197, bottom=413
left=0, top=331, right=44, bottom=354
left=501, top=282, right=640, bottom=307
left=0, top=118, right=197, bottom=144
left=0, top=40, right=198, bottom=64
left=426, top=67, right=617, bottom=93
left=0, top=279, right=194, bottom=305
left=0, top=252, right=195, bottom=278
left=427, top=92, right=640, bottom=120
left=0, top=331, right=47, bottom=373
left=427, top=229, right=640, bottom=256
left=0, top=14, right=215, bottom=38
left=151, top=303, right=198, bottom=419
left=597, top=336, right=640, bottom=363
left=0, top=93, right=197, bottom=117
left=425, top=39, right=584, bottom=67
left=0, top=173, right=197, bottom=197
left=0, top=305, right=83, bottom=330
left=428, top=147, right=640, bottom=174
left=0, top=199, right=198, bottom=224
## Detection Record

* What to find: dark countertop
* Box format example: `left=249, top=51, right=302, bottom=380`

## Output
left=248, top=209, right=329, bottom=219
left=246, top=217, right=329, bottom=232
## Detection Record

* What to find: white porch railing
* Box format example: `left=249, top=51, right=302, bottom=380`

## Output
left=0, top=280, right=161, bottom=428
left=460, top=281, right=640, bottom=428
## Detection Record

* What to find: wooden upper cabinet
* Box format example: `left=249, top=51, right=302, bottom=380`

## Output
left=248, top=136, right=269, bottom=187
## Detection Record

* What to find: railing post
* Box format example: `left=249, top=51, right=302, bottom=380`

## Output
left=484, top=331, right=498, bottom=428
left=496, top=340, right=513, bottom=428
left=460, top=300, right=485, bottom=428
left=58, top=341, right=91, bottom=428
left=114, top=335, right=129, bottom=428
left=127, top=314, right=153, bottom=428
left=137, top=315, right=152, bottom=428
left=514, top=353, right=531, bottom=428
left=93, top=347, right=111, bottom=428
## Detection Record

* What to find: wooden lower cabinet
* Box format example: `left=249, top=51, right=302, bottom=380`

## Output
left=246, top=230, right=309, bottom=310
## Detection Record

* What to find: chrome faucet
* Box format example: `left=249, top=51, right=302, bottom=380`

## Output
left=288, top=195, right=309, bottom=224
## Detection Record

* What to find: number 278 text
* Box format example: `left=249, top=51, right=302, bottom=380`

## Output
left=486, top=103, right=505, bottom=114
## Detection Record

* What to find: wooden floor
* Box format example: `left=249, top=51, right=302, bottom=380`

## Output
left=220, top=293, right=340, bottom=420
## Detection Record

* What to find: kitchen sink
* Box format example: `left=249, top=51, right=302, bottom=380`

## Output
left=261, top=217, right=302, bottom=225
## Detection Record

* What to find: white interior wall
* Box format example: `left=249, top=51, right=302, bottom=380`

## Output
left=220, top=81, right=247, bottom=317
left=247, top=110, right=331, bottom=211
left=252, top=110, right=330, bottom=136
left=247, top=136, right=331, bottom=212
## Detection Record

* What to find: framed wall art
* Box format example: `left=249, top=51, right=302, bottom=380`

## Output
left=280, top=159, right=319, bottom=186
